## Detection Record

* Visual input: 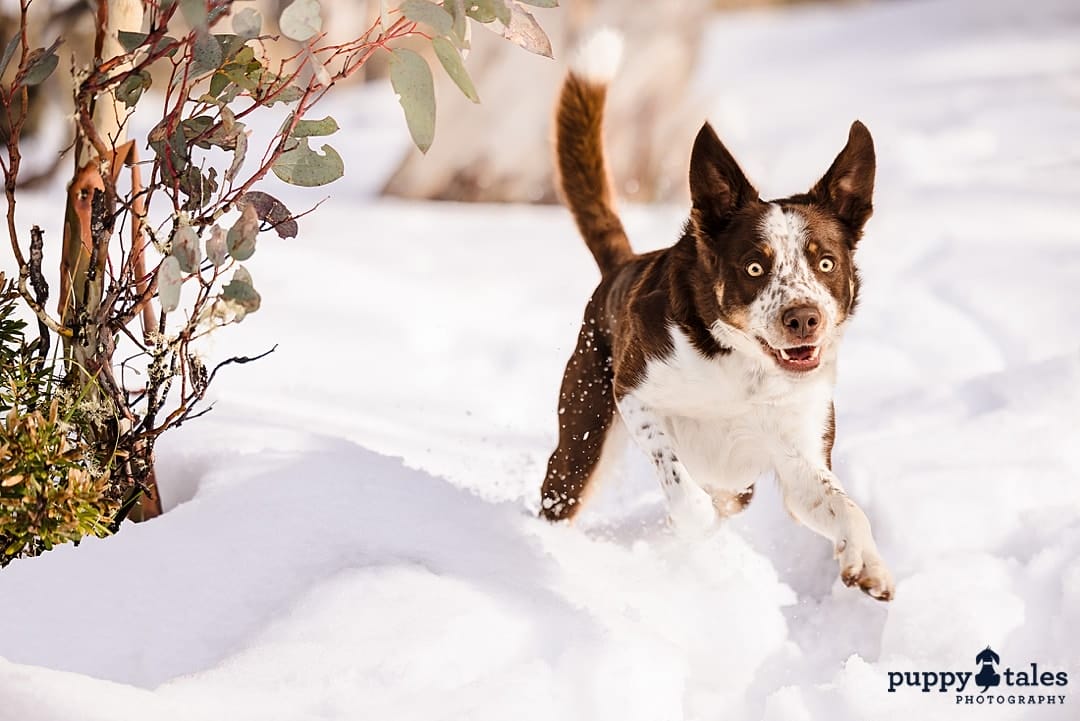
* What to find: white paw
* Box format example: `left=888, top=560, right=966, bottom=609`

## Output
left=667, top=483, right=718, bottom=537
left=837, top=540, right=895, bottom=601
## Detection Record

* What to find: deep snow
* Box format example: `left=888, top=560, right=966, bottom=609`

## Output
left=2, top=0, right=1080, bottom=719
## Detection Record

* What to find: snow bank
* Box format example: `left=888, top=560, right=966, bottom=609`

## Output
left=2, top=0, right=1079, bottom=719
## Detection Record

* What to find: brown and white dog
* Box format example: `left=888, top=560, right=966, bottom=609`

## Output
left=539, top=31, right=894, bottom=601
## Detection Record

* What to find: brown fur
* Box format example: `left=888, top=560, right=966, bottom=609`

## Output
left=555, top=73, right=632, bottom=275
left=541, top=73, right=875, bottom=522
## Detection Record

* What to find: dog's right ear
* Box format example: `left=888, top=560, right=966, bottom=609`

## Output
left=689, top=123, right=758, bottom=232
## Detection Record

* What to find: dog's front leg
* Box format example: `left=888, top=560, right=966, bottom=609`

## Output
left=616, top=395, right=717, bottom=534
left=774, top=452, right=895, bottom=600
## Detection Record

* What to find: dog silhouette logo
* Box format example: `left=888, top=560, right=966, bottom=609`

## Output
left=975, top=646, right=1001, bottom=692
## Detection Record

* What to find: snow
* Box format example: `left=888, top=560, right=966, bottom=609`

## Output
left=2, top=0, right=1079, bottom=719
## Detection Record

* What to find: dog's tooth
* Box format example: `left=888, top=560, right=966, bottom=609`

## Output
left=779, top=348, right=791, bottom=360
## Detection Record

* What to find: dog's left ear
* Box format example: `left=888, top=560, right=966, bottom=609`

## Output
left=810, top=121, right=875, bottom=237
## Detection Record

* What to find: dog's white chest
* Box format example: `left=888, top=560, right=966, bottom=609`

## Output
left=629, top=327, right=835, bottom=489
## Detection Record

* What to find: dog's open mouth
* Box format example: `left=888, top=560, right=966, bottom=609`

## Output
left=758, top=339, right=822, bottom=372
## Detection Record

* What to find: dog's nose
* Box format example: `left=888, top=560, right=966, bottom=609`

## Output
left=781, top=305, right=822, bottom=341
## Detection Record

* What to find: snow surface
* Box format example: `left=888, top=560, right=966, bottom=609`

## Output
left=2, top=0, right=1080, bottom=719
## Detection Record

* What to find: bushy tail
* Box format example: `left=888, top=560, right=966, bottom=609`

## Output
left=555, top=29, right=632, bottom=276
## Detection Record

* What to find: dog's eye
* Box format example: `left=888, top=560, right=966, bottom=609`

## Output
left=818, top=257, right=836, bottom=273
left=746, top=262, right=765, bottom=277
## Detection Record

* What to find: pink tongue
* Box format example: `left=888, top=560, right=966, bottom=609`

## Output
left=786, top=346, right=814, bottom=361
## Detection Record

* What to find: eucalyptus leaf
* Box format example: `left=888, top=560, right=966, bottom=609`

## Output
left=389, top=48, right=435, bottom=154
left=191, top=28, right=222, bottom=76
left=171, top=221, right=201, bottom=273
left=226, top=204, right=260, bottom=261
left=292, top=116, right=339, bottom=137
left=0, top=33, right=21, bottom=78
left=225, top=127, right=248, bottom=184
left=180, top=0, right=207, bottom=28
left=465, top=0, right=504, bottom=23
left=22, top=47, right=59, bottom=86
left=117, top=30, right=148, bottom=53
left=432, top=37, right=478, bottom=103
left=241, top=191, right=298, bottom=239
left=517, top=0, right=557, bottom=6
left=499, top=2, right=552, bottom=58
left=401, top=0, right=453, bottom=36
left=206, top=225, right=227, bottom=266
left=158, top=256, right=183, bottom=313
left=232, top=8, right=262, bottom=40
left=279, top=0, right=323, bottom=42
left=271, top=137, right=344, bottom=186
left=222, top=266, right=261, bottom=318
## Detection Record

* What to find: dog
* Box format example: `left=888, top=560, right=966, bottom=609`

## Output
left=538, top=31, right=894, bottom=601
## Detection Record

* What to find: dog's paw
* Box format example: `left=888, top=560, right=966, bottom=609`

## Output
left=837, top=540, right=895, bottom=601
left=667, top=483, right=718, bottom=537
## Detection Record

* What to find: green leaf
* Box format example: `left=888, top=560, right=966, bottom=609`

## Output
left=432, top=37, right=478, bottom=103
left=158, top=256, right=183, bottom=313
left=271, top=137, right=344, bottom=187
left=516, top=0, right=557, bottom=6
left=0, top=33, right=21, bottom=78
left=180, top=0, right=207, bottom=29
left=222, top=266, right=261, bottom=318
left=465, top=0, right=505, bottom=23
left=116, top=70, right=151, bottom=109
left=292, top=116, right=339, bottom=137
left=22, top=45, right=59, bottom=87
left=389, top=48, right=435, bottom=154
left=191, top=28, right=222, bottom=76
left=118, top=30, right=148, bottom=53
left=401, top=0, right=453, bottom=36
left=232, top=8, right=262, bottom=40
left=279, top=0, right=323, bottom=42
left=445, top=0, right=469, bottom=48
left=226, top=204, right=259, bottom=261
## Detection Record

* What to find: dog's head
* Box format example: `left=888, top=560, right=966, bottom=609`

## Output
left=686, top=121, right=875, bottom=375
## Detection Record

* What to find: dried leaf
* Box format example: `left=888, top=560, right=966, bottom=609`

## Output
left=171, top=220, right=201, bottom=273
left=499, top=2, right=551, bottom=58
left=206, top=225, right=227, bottom=266
left=241, top=191, right=298, bottom=239
left=226, top=204, right=260, bottom=261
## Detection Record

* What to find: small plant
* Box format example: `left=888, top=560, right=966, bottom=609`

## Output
left=0, top=0, right=556, bottom=561
left=0, top=275, right=115, bottom=563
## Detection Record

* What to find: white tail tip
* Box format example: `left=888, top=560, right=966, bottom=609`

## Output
left=570, top=27, right=624, bottom=84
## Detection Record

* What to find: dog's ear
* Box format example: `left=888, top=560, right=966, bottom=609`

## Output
left=689, top=123, right=758, bottom=233
left=810, top=121, right=876, bottom=236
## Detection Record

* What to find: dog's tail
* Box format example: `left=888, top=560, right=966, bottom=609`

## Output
left=555, top=29, right=632, bottom=276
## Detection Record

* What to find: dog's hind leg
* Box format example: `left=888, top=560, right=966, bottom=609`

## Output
left=540, top=323, right=625, bottom=522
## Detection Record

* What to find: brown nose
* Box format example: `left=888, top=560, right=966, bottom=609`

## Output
left=782, top=305, right=822, bottom=341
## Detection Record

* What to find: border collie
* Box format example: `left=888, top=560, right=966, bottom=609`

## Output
left=539, top=31, right=894, bottom=601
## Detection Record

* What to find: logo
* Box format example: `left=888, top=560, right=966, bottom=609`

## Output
left=887, top=646, right=1069, bottom=707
